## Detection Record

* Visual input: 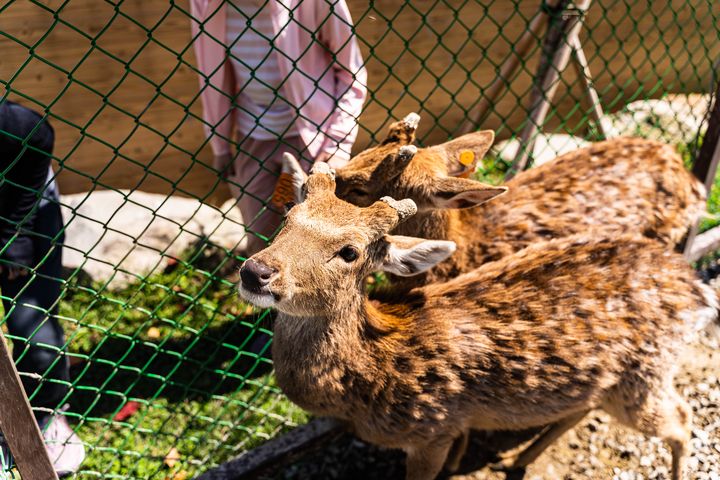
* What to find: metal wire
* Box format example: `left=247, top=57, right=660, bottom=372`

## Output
left=0, top=1, right=719, bottom=478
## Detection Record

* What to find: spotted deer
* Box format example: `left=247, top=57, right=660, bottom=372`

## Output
left=238, top=164, right=718, bottom=480
left=282, top=113, right=706, bottom=289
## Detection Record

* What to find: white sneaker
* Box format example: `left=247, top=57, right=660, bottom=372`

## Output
left=0, top=432, right=13, bottom=476
left=40, top=407, right=85, bottom=477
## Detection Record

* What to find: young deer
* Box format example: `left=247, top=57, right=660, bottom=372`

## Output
left=238, top=164, right=718, bottom=480
left=282, top=113, right=706, bottom=289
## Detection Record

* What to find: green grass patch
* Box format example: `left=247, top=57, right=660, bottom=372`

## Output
left=2, top=245, right=308, bottom=479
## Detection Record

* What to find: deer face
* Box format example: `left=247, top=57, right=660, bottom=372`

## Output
left=238, top=163, right=456, bottom=317
left=340, top=114, right=507, bottom=211
left=281, top=114, right=507, bottom=213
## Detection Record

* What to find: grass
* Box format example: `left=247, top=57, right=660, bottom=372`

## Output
left=1, top=244, right=308, bottom=479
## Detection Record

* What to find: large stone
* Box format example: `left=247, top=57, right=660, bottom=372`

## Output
left=492, top=133, right=590, bottom=167
left=60, top=190, right=247, bottom=286
left=601, top=93, right=710, bottom=145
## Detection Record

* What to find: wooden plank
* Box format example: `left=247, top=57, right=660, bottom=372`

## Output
left=688, top=225, right=720, bottom=263
left=196, top=418, right=344, bottom=480
left=0, top=328, right=58, bottom=480
left=570, top=35, right=608, bottom=138
left=458, top=2, right=551, bottom=134
left=509, top=0, right=592, bottom=174
left=683, top=76, right=720, bottom=259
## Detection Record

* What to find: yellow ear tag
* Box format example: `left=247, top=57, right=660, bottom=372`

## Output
left=271, top=172, right=296, bottom=209
left=459, top=150, right=475, bottom=167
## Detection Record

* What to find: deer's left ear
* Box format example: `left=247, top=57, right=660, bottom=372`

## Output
left=431, top=130, right=495, bottom=177
left=429, top=177, right=507, bottom=209
left=379, top=235, right=456, bottom=276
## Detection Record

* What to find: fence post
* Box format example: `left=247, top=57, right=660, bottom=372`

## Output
left=0, top=328, right=59, bottom=480
left=683, top=76, right=720, bottom=261
left=508, top=0, right=592, bottom=176
left=458, top=2, right=555, bottom=135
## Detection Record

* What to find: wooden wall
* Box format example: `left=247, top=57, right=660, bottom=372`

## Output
left=1, top=0, right=718, bottom=201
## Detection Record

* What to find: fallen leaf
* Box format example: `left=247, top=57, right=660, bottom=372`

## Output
left=243, top=305, right=254, bottom=316
left=165, top=470, right=188, bottom=480
left=164, top=447, right=181, bottom=469
left=113, top=401, right=141, bottom=422
left=147, top=327, right=161, bottom=339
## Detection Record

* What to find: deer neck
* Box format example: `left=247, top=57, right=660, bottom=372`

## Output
left=272, top=295, right=385, bottom=417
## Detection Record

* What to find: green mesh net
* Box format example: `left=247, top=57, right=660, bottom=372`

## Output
left=1, top=1, right=719, bottom=478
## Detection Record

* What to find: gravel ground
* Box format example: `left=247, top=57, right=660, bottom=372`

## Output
left=257, top=333, right=720, bottom=480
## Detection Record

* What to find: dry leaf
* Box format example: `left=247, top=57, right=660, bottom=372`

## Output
left=165, top=470, right=188, bottom=480
left=164, top=447, right=181, bottom=469
left=147, top=327, right=161, bottom=339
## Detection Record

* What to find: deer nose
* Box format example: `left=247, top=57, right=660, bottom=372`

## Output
left=240, top=259, right=277, bottom=292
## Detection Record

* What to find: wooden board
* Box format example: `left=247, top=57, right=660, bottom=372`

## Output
left=1, top=0, right=718, bottom=202
left=0, top=328, right=58, bottom=480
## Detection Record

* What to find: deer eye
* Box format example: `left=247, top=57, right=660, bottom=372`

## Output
left=338, top=246, right=359, bottom=262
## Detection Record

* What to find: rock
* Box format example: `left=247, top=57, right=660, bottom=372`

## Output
left=601, top=93, right=710, bottom=145
left=492, top=133, right=590, bottom=167
left=60, top=190, right=247, bottom=286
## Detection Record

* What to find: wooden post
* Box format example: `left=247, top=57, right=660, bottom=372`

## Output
left=0, top=328, right=59, bottom=480
left=508, top=0, right=592, bottom=176
left=570, top=35, right=609, bottom=138
left=684, top=77, right=720, bottom=260
left=458, top=4, right=553, bottom=135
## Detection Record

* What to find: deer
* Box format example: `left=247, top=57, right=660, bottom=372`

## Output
left=280, top=113, right=706, bottom=289
left=238, top=163, right=719, bottom=480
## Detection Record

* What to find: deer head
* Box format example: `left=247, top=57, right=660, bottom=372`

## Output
left=280, top=113, right=507, bottom=212
left=238, top=163, right=456, bottom=317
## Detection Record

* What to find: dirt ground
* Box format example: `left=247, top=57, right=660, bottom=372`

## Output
left=257, top=333, right=720, bottom=480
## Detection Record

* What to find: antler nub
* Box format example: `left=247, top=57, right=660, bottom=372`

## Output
left=397, top=145, right=418, bottom=161
left=310, top=162, right=335, bottom=178
left=402, top=112, right=421, bottom=130
left=380, top=196, right=418, bottom=222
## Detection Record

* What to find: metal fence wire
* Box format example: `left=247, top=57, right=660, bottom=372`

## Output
left=1, top=0, right=719, bottom=478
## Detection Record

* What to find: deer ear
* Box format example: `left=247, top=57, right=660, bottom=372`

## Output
left=431, top=130, right=495, bottom=177
left=380, top=235, right=456, bottom=276
left=273, top=153, right=308, bottom=207
left=429, top=177, right=507, bottom=209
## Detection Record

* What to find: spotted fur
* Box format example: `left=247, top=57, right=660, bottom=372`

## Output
left=335, top=117, right=706, bottom=289
left=238, top=169, right=714, bottom=480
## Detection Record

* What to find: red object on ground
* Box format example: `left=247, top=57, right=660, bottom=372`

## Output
left=113, top=401, right=141, bottom=422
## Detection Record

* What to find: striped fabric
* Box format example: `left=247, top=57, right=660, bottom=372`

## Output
left=226, top=1, right=297, bottom=140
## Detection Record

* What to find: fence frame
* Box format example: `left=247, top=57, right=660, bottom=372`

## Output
left=685, top=75, right=720, bottom=262
left=0, top=328, right=58, bottom=480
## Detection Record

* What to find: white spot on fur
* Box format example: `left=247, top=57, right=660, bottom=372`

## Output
left=238, top=285, right=278, bottom=309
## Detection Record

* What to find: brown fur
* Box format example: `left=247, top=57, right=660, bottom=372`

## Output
left=239, top=171, right=716, bottom=480
left=336, top=121, right=706, bottom=289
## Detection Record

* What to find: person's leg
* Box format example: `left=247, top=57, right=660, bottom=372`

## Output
left=0, top=199, right=84, bottom=475
left=228, top=135, right=311, bottom=255
left=0, top=200, right=69, bottom=417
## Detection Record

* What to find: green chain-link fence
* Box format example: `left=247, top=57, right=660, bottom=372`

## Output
left=1, top=0, right=719, bottom=478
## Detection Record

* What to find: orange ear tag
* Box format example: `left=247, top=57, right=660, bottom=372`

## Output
left=457, top=150, right=475, bottom=178
left=271, top=172, right=296, bottom=209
